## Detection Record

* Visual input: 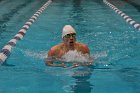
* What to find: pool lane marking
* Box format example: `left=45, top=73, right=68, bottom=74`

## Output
left=0, top=0, right=52, bottom=64
left=103, top=0, right=140, bottom=31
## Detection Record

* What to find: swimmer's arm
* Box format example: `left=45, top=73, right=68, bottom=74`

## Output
left=47, top=61, right=65, bottom=67
left=46, top=59, right=66, bottom=67
left=82, top=44, right=90, bottom=54
left=46, top=49, right=66, bottom=67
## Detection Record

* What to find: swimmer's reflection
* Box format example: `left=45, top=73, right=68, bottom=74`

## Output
left=71, top=66, right=94, bottom=93
left=45, top=56, right=94, bottom=93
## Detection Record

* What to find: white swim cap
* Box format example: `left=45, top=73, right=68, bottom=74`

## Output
left=62, top=25, right=76, bottom=38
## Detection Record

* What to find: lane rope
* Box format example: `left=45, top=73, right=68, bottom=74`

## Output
left=103, top=0, right=140, bottom=31
left=0, top=0, right=52, bottom=64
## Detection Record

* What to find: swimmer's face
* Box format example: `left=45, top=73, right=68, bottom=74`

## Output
left=63, top=33, right=76, bottom=46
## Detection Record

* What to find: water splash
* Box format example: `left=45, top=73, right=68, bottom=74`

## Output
left=93, top=51, right=108, bottom=60
left=45, top=50, right=93, bottom=66
left=24, top=50, right=48, bottom=59
left=61, top=50, right=93, bottom=63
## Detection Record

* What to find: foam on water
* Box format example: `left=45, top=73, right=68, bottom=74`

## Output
left=61, top=50, right=93, bottom=63
left=24, top=50, right=48, bottom=59
left=45, top=50, right=94, bottom=67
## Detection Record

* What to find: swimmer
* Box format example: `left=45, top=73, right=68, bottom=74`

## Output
left=46, top=25, right=92, bottom=67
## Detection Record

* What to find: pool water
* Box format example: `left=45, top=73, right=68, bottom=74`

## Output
left=0, top=0, right=140, bottom=93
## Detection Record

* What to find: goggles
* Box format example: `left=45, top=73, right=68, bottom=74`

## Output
left=65, top=33, right=76, bottom=38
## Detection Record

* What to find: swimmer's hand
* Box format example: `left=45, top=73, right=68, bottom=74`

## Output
left=71, top=64, right=80, bottom=68
left=84, top=62, right=93, bottom=66
left=46, top=60, right=67, bottom=68
left=59, top=63, right=67, bottom=68
left=71, top=62, right=92, bottom=68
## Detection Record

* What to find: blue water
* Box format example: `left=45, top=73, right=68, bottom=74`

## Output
left=0, top=0, right=140, bottom=93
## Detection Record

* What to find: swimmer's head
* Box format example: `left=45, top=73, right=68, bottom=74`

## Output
left=62, top=25, right=76, bottom=38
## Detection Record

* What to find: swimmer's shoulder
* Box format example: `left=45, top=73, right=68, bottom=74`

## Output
left=48, top=43, right=64, bottom=56
left=48, top=45, right=59, bottom=56
left=76, top=42, right=90, bottom=54
left=50, top=43, right=64, bottom=52
left=76, top=42, right=88, bottom=48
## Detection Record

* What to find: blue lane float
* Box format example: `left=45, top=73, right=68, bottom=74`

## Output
left=103, top=0, right=140, bottom=31
left=0, top=0, right=52, bottom=64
